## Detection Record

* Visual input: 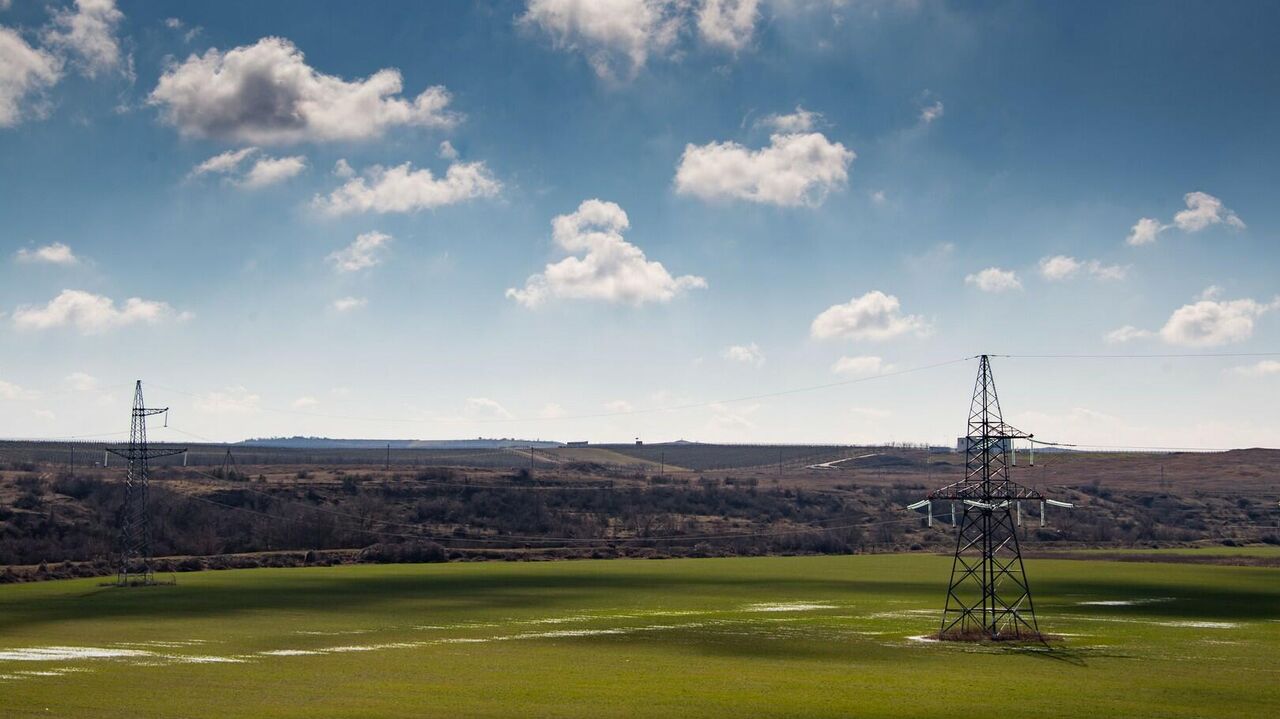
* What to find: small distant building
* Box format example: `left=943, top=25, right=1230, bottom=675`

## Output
left=566, top=441, right=589, bottom=447
left=635, top=440, right=644, bottom=446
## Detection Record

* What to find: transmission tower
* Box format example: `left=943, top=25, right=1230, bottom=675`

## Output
left=106, top=381, right=185, bottom=586
left=912, top=355, right=1071, bottom=640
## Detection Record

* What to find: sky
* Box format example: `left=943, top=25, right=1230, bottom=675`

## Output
left=0, top=0, right=1278, bottom=448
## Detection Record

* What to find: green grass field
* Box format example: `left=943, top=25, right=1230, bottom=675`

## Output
left=1, top=554, right=1277, bottom=718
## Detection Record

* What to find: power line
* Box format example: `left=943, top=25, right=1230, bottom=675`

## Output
left=144, top=356, right=973, bottom=427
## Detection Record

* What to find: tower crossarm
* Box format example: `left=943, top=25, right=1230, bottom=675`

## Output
left=926, top=476, right=1044, bottom=502
left=106, top=447, right=187, bottom=461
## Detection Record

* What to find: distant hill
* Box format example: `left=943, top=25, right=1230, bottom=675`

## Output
left=237, top=436, right=563, bottom=449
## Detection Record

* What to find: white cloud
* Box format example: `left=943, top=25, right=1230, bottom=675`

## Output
left=964, top=267, right=1022, bottom=292
left=194, top=386, right=261, bottom=414
left=332, top=158, right=355, bottom=178
left=1159, top=295, right=1277, bottom=347
left=11, top=289, right=187, bottom=333
left=721, top=342, right=765, bottom=366
left=465, top=397, right=513, bottom=419
left=1038, top=255, right=1127, bottom=281
left=0, top=26, right=63, bottom=127
left=507, top=199, right=706, bottom=308
left=919, top=99, right=944, bottom=124
left=604, top=399, right=634, bottom=413
left=707, top=401, right=758, bottom=432
left=1126, top=192, right=1245, bottom=247
left=1126, top=217, right=1164, bottom=246
left=64, top=371, right=98, bottom=391
left=149, top=36, right=458, bottom=144
left=1104, top=325, right=1153, bottom=344
left=331, top=296, right=367, bottom=312
left=674, top=132, right=854, bottom=206
left=540, top=402, right=566, bottom=418
left=313, top=161, right=500, bottom=215
left=292, top=396, right=318, bottom=408
left=757, top=105, right=821, bottom=133
left=697, top=0, right=761, bottom=52
left=438, top=140, right=459, bottom=160
left=240, top=154, right=306, bottom=188
left=15, top=242, right=78, bottom=264
left=870, top=190, right=887, bottom=206
left=190, top=147, right=305, bottom=188
left=831, top=355, right=889, bottom=376
left=810, top=290, right=930, bottom=341
left=519, top=0, right=682, bottom=82
left=1230, top=360, right=1280, bottom=378
left=190, top=147, right=258, bottom=177
left=1173, top=191, right=1245, bottom=232
left=327, top=231, right=392, bottom=273
left=42, top=0, right=126, bottom=79
left=0, top=377, right=36, bottom=401
left=1038, top=255, right=1081, bottom=280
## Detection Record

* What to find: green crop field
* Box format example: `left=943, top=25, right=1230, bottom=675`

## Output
left=1, top=554, right=1276, bottom=718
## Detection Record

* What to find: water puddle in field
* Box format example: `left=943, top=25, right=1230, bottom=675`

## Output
left=1069, top=616, right=1241, bottom=629
left=742, top=602, right=837, bottom=613
left=1077, top=597, right=1175, bottom=607
left=0, top=647, right=152, bottom=662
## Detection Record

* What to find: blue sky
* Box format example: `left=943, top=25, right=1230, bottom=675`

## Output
left=1, top=0, right=1277, bottom=447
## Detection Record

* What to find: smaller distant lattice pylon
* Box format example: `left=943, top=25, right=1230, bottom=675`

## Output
left=105, top=381, right=184, bottom=586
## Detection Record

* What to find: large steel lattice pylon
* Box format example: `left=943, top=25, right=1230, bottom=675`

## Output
left=927, top=355, right=1045, bottom=640
left=106, top=381, right=184, bottom=586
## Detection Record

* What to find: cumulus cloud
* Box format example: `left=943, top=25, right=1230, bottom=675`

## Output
left=1126, top=217, right=1164, bottom=246
left=42, top=0, right=126, bottom=79
left=438, top=139, right=459, bottom=160
left=1173, top=191, right=1245, bottom=232
left=149, top=36, right=458, bottom=144
left=15, top=242, right=78, bottom=264
left=11, top=289, right=187, bottom=333
left=1038, top=255, right=1127, bottom=281
left=1105, top=325, right=1154, bottom=344
left=190, top=147, right=258, bottom=177
left=697, top=0, right=761, bottom=52
left=507, top=199, right=707, bottom=308
left=1126, top=192, right=1245, bottom=246
left=1230, top=360, right=1280, bottom=378
left=240, top=154, right=306, bottom=188
left=331, top=296, right=367, bottom=312
left=194, top=386, right=261, bottom=414
left=540, top=402, right=566, bottom=418
left=0, top=377, right=36, bottom=401
left=604, top=399, right=634, bottom=413
left=919, top=99, right=944, bottom=124
left=292, top=396, right=318, bottom=408
left=64, top=371, right=98, bottom=391
left=313, top=161, right=500, bottom=215
left=831, top=355, right=889, bottom=376
left=519, top=0, right=682, bottom=81
left=964, top=267, right=1022, bottom=292
left=190, top=147, right=305, bottom=188
left=465, top=397, right=513, bottom=419
left=1159, top=295, right=1277, bottom=347
left=674, top=132, right=854, bottom=206
left=757, top=105, right=821, bottom=133
left=327, top=231, right=392, bottom=273
left=810, top=291, right=930, bottom=341
left=721, top=342, right=764, bottom=366
left=0, top=26, right=63, bottom=127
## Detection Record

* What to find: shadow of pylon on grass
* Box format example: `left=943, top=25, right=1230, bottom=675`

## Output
left=935, top=629, right=1086, bottom=666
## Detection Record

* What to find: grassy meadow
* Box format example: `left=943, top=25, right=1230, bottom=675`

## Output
left=0, top=552, right=1276, bottom=717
